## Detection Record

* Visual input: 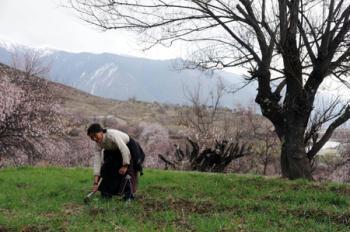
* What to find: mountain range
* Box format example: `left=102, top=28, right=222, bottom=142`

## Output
left=0, top=43, right=257, bottom=108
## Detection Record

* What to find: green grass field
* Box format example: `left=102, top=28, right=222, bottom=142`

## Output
left=0, top=167, right=350, bottom=231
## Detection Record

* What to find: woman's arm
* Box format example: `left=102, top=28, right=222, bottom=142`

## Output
left=93, top=146, right=103, bottom=176
left=92, top=175, right=100, bottom=192
left=92, top=146, right=102, bottom=191
left=110, top=135, right=131, bottom=166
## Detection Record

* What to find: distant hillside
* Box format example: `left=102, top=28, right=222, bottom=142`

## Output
left=0, top=62, right=224, bottom=168
left=0, top=61, right=170, bottom=167
left=1, top=61, right=350, bottom=182
left=0, top=44, right=257, bottom=107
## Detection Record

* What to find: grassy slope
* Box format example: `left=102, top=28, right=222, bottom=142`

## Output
left=0, top=168, right=349, bottom=232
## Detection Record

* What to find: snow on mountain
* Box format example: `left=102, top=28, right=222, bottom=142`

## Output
left=0, top=43, right=257, bottom=107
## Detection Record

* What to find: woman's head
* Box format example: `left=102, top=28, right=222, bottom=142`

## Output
left=87, top=123, right=106, bottom=143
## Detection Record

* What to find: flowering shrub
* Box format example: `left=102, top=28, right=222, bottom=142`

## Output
left=138, top=122, right=172, bottom=168
left=0, top=63, right=65, bottom=165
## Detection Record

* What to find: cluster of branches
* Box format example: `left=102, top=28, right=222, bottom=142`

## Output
left=66, top=0, right=350, bottom=74
left=242, top=109, right=280, bottom=175
left=67, top=0, right=350, bottom=179
left=158, top=79, right=252, bottom=172
left=177, top=78, right=226, bottom=141
left=0, top=49, right=64, bottom=165
left=159, top=137, right=251, bottom=172
left=305, top=96, right=350, bottom=166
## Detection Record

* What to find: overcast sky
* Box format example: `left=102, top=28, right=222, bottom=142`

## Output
left=0, top=0, right=187, bottom=59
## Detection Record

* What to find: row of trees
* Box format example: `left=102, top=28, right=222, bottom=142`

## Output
left=2, top=0, right=350, bottom=180
left=1, top=50, right=348, bottom=179
left=67, top=0, right=350, bottom=179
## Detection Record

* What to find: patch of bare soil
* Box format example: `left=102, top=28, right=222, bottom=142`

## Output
left=62, top=203, right=83, bottom=216
left=221, top=203, right=350, bottom=226
left=141, top=197, right=214, bottom=215
left=20, top=225, right=49, bottom=232
left=0, top=225, right=10, bottom=232
left=288, top=208, right=350, bottom=226
left=148, top=185, right=182, bottom=191
left=328, top=185, right=350, bottom=196
left=171, top=218, right=196, bottom=232
left=15, top=183, right=31, bottom=189
left=88, top=207, right=107, bottom=216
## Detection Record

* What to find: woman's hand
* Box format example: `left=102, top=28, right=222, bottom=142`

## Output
left=92, top=183, right=99, bottom=192
left=119, top=165, right=128, bottom=175
left=92, top=175, right=100, bottom=192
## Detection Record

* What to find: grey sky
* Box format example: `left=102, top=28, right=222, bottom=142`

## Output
left=0, top=0, right=348, bottom=100
left=0, top=0, right=346, bottom=91
left=0, top=0, right=185, bottom=59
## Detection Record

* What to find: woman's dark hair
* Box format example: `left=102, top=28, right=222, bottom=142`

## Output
left=87, top=123, right=107, bottom=135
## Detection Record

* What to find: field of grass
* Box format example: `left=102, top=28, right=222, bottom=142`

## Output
left=0, top=167, right=350, bottom=231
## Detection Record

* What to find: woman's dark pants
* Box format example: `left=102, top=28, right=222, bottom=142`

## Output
left=98, top=139, right=139, bottom=200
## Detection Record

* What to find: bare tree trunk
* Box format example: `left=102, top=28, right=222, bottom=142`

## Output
left=281, top=144, right=312, bottom=179
left=281, top=119, right=313, bottom=180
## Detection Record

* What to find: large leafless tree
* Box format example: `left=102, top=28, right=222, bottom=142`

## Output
left=67, top=0, right=350, bottom=179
